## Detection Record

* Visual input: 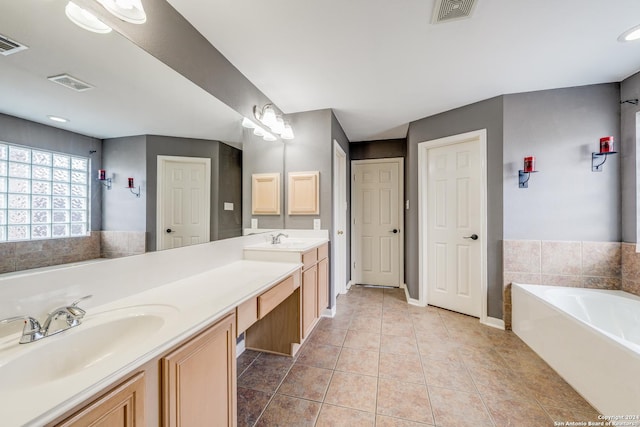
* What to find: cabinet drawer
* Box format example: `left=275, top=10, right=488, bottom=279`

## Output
left=258, top=275, right=296, bottom=319
left=302, top=249, right=318, bottom=271
left=317, top=243, right=328, bottom=260
left=236, top=297, right=258, bottom=335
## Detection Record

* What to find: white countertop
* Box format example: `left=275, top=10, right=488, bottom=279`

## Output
left=0, top=259, right=301, bottom=427
left=244, top=237, right=329, bottom=252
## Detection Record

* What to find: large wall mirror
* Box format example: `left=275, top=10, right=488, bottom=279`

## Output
left=0, top=0, right=277, bottom=272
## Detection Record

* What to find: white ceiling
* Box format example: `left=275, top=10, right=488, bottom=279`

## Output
left=0, top=0, right=243, bottom=143
left=167, top=0, right=640, bottom=141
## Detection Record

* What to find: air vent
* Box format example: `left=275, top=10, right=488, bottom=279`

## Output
left=47, top=74, right=94, bottom=92
left=432, top=0, right=477, bottom=24
left=0, top=34, right=28, bottom=56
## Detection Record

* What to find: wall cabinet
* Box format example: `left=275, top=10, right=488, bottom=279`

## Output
left=288, top=171, right=319, bottom=215
left=252, top=173, right=280, bottom=215
left=162, top=312, right=236, bottom=427
left=55, top=372, right=145, bottom=427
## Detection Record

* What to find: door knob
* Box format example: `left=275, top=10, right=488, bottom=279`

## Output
left=337, top=230, right=344, bottom=235
left=390, top=229, right=399, bottom=234
left=166, top=228, right=174, bottom=233
left=464, top=234, right=478, bottom=240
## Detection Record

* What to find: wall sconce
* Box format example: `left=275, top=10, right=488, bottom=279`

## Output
left=127, top=177, right=140, bottom=197
left=518, top=156, right=538, bottom=188
left=244, top=104, right=295, bottom=141
left=592, top=136, right=617, bottom=172
left=97, top=169, right=112, bottom=190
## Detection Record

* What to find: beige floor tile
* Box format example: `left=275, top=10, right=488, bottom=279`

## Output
left=375, top=415, right=433, bottom=426
left=296, top=342, right=341, bottom=369
left=309, top=326, right=348, bottom=347
left=543, top=405, right=602, bottom=424
left=336, top=347, right=380, bottom=376
left=379, top=352, right=425, bottom=384
left=422, top=357, right=476, bottom=393
left=238, top=356, right=292, bottom=393
left=237, top=387, right=272, bottom=427
left=316, top=404, right=375, bottom=427
left=278, top=364, right=333, bottom=402
left=381, top=334, right=419, bottom=356
left=376, top=378, right=434, bottom=425
left=429, top=386, right=494, bottom=427
left=351, top=314, right=383, bottom=333
left=382, top=320, right=416, bottom=338
left=318, top=312, right=353, bottom=330
left=415, top=337, right=463, bottom=364
left=255, top=394, right=321, bottom=427
left=343, top=329, right=382, bottom=351
left=482, top=394, right=554, bottom=427
left=236, top=349, right=261, bottom=377
left=325, top=371, right=378, bottom=412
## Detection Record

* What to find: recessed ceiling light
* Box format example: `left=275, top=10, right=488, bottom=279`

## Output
left=47, top=115, right=69, bottom=123
left=618, top=24, right=640, bottom=42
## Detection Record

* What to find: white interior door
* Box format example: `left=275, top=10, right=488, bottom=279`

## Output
left=352, top=159, right=403, bottom=287
left=333, top=141, right=348, bottom=296
left=426, top=139, right=482, bottom=317
left=157, top=156, right=211, bottom=250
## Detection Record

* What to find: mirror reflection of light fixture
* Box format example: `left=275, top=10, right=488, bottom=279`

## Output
left=241, top=117, right=257, bottom=129
left=97, top=0, right=147, bottom=24
left=253, top=104, right=295, bottom=140
left=65, top=1, right=113, bottom=34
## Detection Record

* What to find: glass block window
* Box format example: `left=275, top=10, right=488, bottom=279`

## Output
left=0, top=142, right=90, bottom=241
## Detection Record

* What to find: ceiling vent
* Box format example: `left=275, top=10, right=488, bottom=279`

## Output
left=47, top=74, right=94, bottom=92
left=0, top=34, right=28, bottom=56
left=432, top=0, right=477, bottom=24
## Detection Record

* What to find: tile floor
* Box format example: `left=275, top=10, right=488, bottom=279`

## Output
left=237, top=285, right=598, bottom=426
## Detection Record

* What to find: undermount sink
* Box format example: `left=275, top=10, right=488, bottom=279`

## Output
left=0, top=304, right=176, bottom=390
left=247, top=238, right=326, bottom=251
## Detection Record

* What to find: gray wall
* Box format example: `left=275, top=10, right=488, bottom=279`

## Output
left=145, top=135, right=241, bottom=250
left=621, top=72, right=640, bottom=243
left=0, top=113, right=103, bottom=231
left=350, top=138, right=406, bottom=160
left=503, top=84, right=621, bottom=242
left=102, top=136, right=146, bottom=232
left=407, top=97, right=504, bottom=318
left=218, top=143, right=243, bottom=240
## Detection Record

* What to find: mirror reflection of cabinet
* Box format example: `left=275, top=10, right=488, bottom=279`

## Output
left=288, top=171, right=319, bottom=215
left=252, top=173, right=281, bottom=215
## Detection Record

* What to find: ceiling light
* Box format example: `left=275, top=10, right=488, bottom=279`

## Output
left=242, top=117, right=257, bottom=129
left=618, top=24, right=640, bottom=42
left=48, top=115, right=69, bottom=123
left=253, top=126, right=266, bottom=137
left=97, top=0, right=147, bottom=24
left=65, top=2, right=112, bottom=34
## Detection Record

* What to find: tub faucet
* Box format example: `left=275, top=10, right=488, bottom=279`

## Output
left=271, top=233, right=289, bottom=244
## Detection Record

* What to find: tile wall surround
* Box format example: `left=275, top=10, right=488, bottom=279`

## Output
left=100, top=231, right=146, bottom=258
left=621, top=242, right=640, bottom=296
left=0, top=232, right=101, bottom=274
left=502, top=240, right=622, bottom=329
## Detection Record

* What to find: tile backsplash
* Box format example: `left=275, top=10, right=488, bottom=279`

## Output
left=621, top=243, right=640, bottom=296
left=503, top=240, right=622, bottom=329
left=100, top=231, right=146, bottom=258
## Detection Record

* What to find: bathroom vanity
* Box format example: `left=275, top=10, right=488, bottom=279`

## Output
left=0, top=232, right=329, bottom=427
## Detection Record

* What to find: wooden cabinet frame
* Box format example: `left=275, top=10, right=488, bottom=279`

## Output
left=252, top=173, right=280, bottom=215
left=288, top=171, right=319, bottom=215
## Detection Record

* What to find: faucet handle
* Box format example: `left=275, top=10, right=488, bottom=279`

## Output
left=0, top=316, right=45, bottom=344
left=71, top=294, right=93, bottom=307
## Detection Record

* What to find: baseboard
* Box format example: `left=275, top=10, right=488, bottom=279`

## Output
left=321, top=306, right=337, bottom=318
left=403, top=284, right=425, bottom=307
left=346, top=280, right=354, bottom=290
left=482, top=316, right=505, bottom=330
left=236, top=337, right=246, bottom=356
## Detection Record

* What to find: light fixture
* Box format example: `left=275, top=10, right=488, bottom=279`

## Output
left=242, top=117, right=257, bottom=129
left=253, top=126, right=266, bottom=137
left=592, top=136, right=618, bottom=172
left=127, top=177, right=141, bottom=197
left=97, top=0, right=147, bottom=24
left=97, top=169, right=112, bottom=189
left=618, top=24, right=640, bottom=42
left=65, top=2, right=112, bottom=34
left=252, top=104, right=295, bottom=140
left=518, top=156, right=537, bottom=188
left=47, top=115, right=69, bottom=123
left=263, top=132, right=277, bottom=142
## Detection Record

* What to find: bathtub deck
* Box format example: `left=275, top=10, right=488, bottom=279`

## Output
left=236, top=286, right=598, bottom=427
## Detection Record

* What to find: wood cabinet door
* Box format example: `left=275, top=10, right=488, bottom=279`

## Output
left=161, top=312, right=236, bottom=427
left=317, top=257, right=329, bottom=315
left=302, top=265, right=318, bottom=339
left=56, top=372, right=145, bottom=427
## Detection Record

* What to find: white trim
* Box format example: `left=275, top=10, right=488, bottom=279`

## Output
left=418, top=129, right=488, bottom=324
left=157, top=155, right=211, bottom=251
left=482, top=316, right=505, bottom=330
left=404, top=285, right=425, bottom=307
left=346, top=280, right=354, bottom=291
left=333, top=141, right=348, bottom=299
left=351, top=158, right=404, bottom=287
left=321, top=306, right=337, bottom=318
left=236, top=337, right=246, bottom=356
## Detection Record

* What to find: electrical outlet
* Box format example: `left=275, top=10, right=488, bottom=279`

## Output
left=251, top=218, right=258, bottom=229
left=224, top=202, right=234, bottom=211
left=313, top=219, right=321, bottom=230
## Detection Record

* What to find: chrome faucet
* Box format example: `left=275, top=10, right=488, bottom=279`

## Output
left=0, top=295, right=92, bottom=344
left=271, top=233, right=289, bottom=244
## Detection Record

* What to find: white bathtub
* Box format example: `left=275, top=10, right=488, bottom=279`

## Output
left=512, top=283, right=640, bottom=415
